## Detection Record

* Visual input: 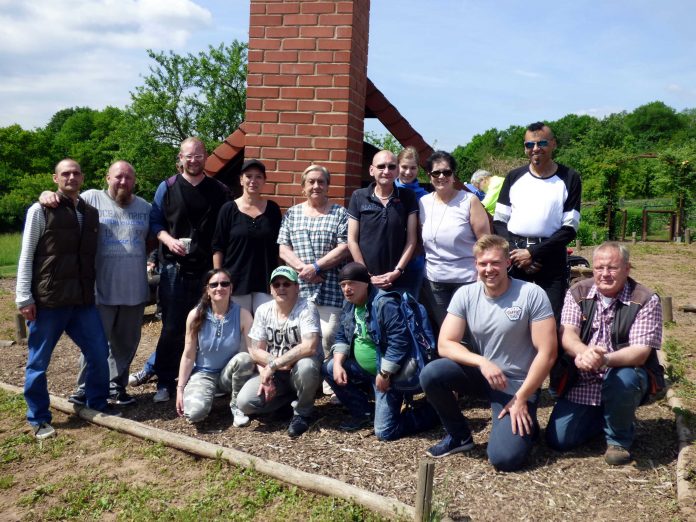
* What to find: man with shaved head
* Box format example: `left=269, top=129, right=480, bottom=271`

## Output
left=40, top=160, right=152, bottom=407
left=17, top=159, right=120, bottom=439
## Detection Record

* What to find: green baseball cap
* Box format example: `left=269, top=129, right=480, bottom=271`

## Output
left=269, top=265, right=299, bottom=284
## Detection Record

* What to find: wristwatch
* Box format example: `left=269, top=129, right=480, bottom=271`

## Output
left=268, top=359, right=277, bottom=373
left=379, top=369, right=392, bottom=380
left=394, top=266, right=404, bottom=275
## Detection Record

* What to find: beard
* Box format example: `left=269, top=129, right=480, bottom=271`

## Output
left=112, top=187, right=132, bottom=205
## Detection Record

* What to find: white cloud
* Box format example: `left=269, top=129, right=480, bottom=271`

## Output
left=513, top=69, right=543, bottom=79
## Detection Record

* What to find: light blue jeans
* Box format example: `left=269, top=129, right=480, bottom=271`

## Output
left=546, top=366, right=649, bottom=450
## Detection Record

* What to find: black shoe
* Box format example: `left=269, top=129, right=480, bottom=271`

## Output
left=338, top=413, right=373, bottom=432
left=96, top=404, right=123, bottom=418
left=288, top=415, right=311, bottom=437
left=68, top=389, right=86, bottom=406
left=109, top=390, right=136, bottom=406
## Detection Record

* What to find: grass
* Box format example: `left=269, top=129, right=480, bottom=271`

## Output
left=0, top=232, right=20, bottom=278
left=0, top=389, right=386, bottom=521
left=663, top=338, right=696, bottom=401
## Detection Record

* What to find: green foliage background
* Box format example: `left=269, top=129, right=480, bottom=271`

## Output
left=1, top=38, right=695, bottom=240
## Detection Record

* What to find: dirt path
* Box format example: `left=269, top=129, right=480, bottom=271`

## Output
left=1, top=241, right=695, bottom=520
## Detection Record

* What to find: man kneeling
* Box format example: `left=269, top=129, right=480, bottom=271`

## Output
left=323, top=262, right=438, bottom=441
left=546, top=241, right=663, bottom=466
left=237, top=266, right=322, bottom=437
left=420, top=235, right=557, bottom=471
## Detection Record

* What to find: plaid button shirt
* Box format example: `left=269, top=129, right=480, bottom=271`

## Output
left=561, top=282, right=662, bottom=406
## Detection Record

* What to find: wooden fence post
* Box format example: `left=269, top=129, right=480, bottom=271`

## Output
left=631, top=232, right=636, bottom=244
left=686, top=228, right=692, bottom=245
left=663, top=296, right=674, bottom=323
left=415, top=460, right=435, bottom=522
left=575, top=239, right=581, bottom=250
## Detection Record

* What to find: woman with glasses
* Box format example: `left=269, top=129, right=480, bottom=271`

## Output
left=212, top=159, right=282, bottom=314
left=176, top=269, right=255, bottom=427
left=277, top=165, right=348, bottom=367
left=419, top=151, right=491, bottom=332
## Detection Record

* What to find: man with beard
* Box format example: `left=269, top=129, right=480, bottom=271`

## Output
left=40, top=161, right=152, bottom=406
left=150, top=137, right=231, bottom=403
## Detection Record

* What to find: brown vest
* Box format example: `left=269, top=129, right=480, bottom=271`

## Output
left=31, top=195, right=99, bottom=307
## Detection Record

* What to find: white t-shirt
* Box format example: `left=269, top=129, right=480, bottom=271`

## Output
left=250, top=297, right=322, bottom=359
left=447, top=278, right=553, bottom=394
left=419, top=190, right=478, bottom=283
left=505, top=171, right=569, bottom=238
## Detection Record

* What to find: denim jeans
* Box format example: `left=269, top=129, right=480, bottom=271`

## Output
left=25, top=305, right=110, bottom=425
left=237, top=357, right=321, bottom=418
left=323, top=357, right=438, bottom=441
left=420, top=358, right=539, bottom=471
left=154, top=262, right=205, bottom=390
left=546, top=367, right=649, bottom=450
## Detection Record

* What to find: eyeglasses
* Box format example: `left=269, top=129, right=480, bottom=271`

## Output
left=182, top=154, right=205, bottom=161
left=272, top=281, right=295, bottom=289
left=524, top=140, right=549, bottom=149
left=208, top=281, right=231, bottom=289
left=429, top=169, right=454, bottom=177
left=373, top=163, right=397, bottom=171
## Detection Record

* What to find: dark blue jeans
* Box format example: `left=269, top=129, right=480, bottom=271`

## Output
left=323, top=358, right=438, bottom=441
left=25, top=305, right=109, bottom=425
left=546, top=367, right=649, bottom=451
left=154, top=262, right=205, bottom=391
left=420, top=358, right=539, bottom=471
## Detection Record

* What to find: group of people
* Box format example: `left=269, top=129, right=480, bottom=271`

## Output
left=17, top=122, right=663, bottom=472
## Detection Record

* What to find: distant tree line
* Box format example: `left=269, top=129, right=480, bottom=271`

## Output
left=1, top=38, right=694, bottom=236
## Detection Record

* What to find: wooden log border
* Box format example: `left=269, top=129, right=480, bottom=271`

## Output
left=0, top=382, right=415, bottom=521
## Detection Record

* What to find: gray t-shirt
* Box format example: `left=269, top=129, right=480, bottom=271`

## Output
left=249, top=297, right=322, bottom=359
left=82, top=189, right=151, bottom=306
left=448, top=278, right=553, bottom=393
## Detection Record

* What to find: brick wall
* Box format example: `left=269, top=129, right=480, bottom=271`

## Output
left=245, top=0, right=370, bottom=208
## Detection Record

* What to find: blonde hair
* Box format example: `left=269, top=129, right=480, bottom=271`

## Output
left=301, top=164, right=330, bottom=186
left=473, top=234, right=510, bottom=259
left=397, top=146, right=419, bottom=165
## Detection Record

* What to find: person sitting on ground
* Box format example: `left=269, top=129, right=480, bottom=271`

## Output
left=236, top=266, right=322, bottom=437
left=175, top=269, right=255, bottom=426
left=323, top=262, right=439, bottom=440
left=420, top=234, right=557, bottom=471
left=545, top=242, right=663, bottom=466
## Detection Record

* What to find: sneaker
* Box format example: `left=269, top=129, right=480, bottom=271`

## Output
left=153, top=388, right=170, bottom=403
left=33, top=422, right=56, bottom=440
left=329, top=394, right=341, bottom=405
left=288, top=414, right=311, bottom=437
left=232, top=407, right=250, bottom=428
left=426, top=434, right=475, bottom=458
left=604, top=445, right=632, bottom=466
left=129, top=368, right=154, bottom=387
left=68, top=389, right=86, bottom=406
left=322, top=381, right=333, bottom=396
left=109, top=390, right=136, bottom=406
left=96, top=404, right=123, bottom=418
left=338, top=413, right=373, bottom=432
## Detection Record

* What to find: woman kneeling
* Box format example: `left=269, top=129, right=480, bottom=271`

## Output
left=176, top=269, right=255, bottom=426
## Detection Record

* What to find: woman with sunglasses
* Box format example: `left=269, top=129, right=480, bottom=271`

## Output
left=419, top=151, right=491, bottom=333
left=212, top=159, right=281, bottom=314
left=176, top=269, right=255, bottom=427
left=277, top=165, right=348, bottom=377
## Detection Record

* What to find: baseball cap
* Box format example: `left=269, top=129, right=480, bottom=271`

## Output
left=338, top=262, right=370, bottom=284
left=241, top=159, right=266, bottom=176
left=269, top=266, right=299, bottom=284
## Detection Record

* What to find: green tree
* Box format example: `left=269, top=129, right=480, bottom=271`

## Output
left=625, top=101, right=685, bottom=145
left=129, top=42, right=247, bottom=148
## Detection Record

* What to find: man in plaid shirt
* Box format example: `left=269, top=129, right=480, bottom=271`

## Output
left=545, top=242, right=662, bottom=465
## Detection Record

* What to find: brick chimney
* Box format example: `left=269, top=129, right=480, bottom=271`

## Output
left=244, top=0, right=370, bottom=208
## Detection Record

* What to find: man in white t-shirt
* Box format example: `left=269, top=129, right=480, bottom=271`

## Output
left=237, top=266, right=322, bottom=437
left=420, top=234, right=557, bottom=471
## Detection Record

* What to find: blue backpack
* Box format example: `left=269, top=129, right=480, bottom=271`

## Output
left=373, top=291, right=438, bottom=392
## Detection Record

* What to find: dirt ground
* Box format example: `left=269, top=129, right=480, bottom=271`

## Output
left=1, top=241, right=695, bottom=521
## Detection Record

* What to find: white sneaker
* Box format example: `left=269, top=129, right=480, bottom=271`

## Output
left=232, top=407, right=250, bottom=427
left=322, top=381, right=333, bottom=396
left=153, top=388, right=170, bottom=403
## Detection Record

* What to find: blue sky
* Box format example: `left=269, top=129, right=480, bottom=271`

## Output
left=1, top=0, right=695, bottom=151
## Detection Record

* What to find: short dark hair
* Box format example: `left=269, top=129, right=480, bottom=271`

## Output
left=526, top=121, right=555, bottom=139
left=425, top=150, right=457, bottom=174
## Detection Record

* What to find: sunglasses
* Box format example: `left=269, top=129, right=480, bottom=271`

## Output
left=524, top=140, right=549, bottom=149
left=429, top=169, right=454, bottom=177
left=272, top=281, right=295, bottom=289
left=208, top=281, right=231, bottom=289
left=373, top=163, right=397, bottom=171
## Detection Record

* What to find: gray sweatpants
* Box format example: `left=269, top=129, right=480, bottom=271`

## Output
left=236, top=356, right=321, bottom=418
left=183, top=352, right=256, bottom=423
left=76, top=303, right=145, bottom=393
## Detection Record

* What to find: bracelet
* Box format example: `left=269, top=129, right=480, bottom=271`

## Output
left=313, top=261, right=321, bottom=274
left=394, top=266, right=404, bottom=275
